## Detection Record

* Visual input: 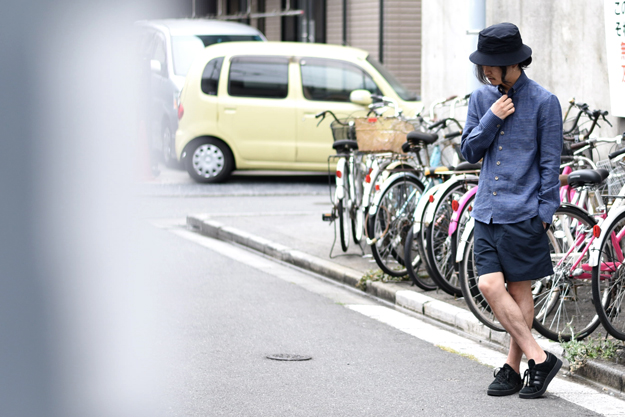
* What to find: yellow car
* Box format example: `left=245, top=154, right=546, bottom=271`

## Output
left=175, top=41, right=423, bottom=183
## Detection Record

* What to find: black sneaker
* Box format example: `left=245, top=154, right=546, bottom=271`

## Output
left=487, top=364, right=523, bottom=396
left=519, top=351, right=562, bottom=399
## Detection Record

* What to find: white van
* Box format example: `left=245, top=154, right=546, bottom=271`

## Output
left=135, top=19, right=266, bottom=166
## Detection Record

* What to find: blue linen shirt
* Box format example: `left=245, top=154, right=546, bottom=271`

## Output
left=461, top=71, right=563, bottom=225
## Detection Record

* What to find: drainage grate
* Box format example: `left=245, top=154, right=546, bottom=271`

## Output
left=266, top=354, right=312, bottom=361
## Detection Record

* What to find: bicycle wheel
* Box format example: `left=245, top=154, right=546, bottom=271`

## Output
left=424, top=179, right=478, bottom=297
left=533, top=205, right=600, bottom=342
left=404, top=227, right=438, bottom=290
left=458, top=226, right=506, bottom=332
left=351, top=155, right=365, bottom=244
left=368, top=175, right=424, bottom=277
left=592, top=209, right=625, bottom=340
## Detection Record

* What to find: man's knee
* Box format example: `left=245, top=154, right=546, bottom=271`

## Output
left=478, top=273, right=505, bottom=298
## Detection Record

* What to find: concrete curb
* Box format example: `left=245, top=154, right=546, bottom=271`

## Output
left=186, top=214, right=625, bottom=394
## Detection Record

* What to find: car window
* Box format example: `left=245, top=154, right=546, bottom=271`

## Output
left=228, top=56, right=289, bottom=99
left=171, top=35, right=263, bottom=77
left=300, top=58, right=381, bottom=102
left=366, top=56, right=419, bottom=101
left=152, top=34, right=167, bottom=69
left=201, top=57, right=224, bottom=95
left=171, top=35, right=205, bottom=76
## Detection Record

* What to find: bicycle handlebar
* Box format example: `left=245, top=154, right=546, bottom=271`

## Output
left=609, top=147, right=625, bottom=160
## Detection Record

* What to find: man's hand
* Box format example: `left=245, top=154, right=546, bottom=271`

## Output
left=490, top=95, right=515, bottom=120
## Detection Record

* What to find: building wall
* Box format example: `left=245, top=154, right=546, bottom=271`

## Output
left=422, top=0, right=622, bottom=135
left=326, top=0, right=343, bottom=45
left=421, top=0, right=472, bottom=112
left=325, top=0, right=422, bottom=96
left=346, top=0, right=380, bottom=61
left=384, top=0, right=421, bottom=95
left=263, top=0, right=282, bottom=40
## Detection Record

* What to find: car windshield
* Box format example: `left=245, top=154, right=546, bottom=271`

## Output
left=171, top=35, right=263, bottom=76
left=366, top=56, right=420, bottom=101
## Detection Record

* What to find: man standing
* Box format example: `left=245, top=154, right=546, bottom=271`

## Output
left=461, top=22, right=563, bottom=399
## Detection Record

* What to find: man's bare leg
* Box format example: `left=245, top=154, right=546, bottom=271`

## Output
left=479, top=272, right=546, bottom=364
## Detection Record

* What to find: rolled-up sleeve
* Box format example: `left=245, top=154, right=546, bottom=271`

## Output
left=461, top=95, right=502, bottom=164
left=536, top=95, right=563, bottom=224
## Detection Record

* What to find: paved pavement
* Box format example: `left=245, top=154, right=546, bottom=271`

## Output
left=186, top=206, right=625, bottom=396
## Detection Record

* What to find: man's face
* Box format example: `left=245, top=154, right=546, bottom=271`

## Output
left=482, top=65, right=503, bottom=86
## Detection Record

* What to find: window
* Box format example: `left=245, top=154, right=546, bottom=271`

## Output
left=300, top=58, right=381, bottom=102
left=366, top=56, right=420, bottom=101
left=201, top=57, right=224, bottom=95
left=228, top=56, right=289, bottom=99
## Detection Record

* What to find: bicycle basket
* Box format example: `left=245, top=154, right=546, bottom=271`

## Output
left=354, top=117, right=414, bottom=153
left=330, top=119, right=356, bottom=141
left=597, top=159, right=625, bottom=195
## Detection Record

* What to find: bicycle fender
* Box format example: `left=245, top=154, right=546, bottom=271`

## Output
left=423, top=175, right=479, bottom=228
left=456, top=217, right=475, bottom=264
left=448, top=186, right=478, bottom=236
left=334, top=158, right=346, bottom=201
left=412, top=182, right=445, bottom=235
left=367, top=172, right=423, bottom=217
left=589, top=205, right=625, bottom=266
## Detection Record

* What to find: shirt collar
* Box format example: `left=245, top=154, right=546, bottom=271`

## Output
left=496, top=70, right=528, bottom=98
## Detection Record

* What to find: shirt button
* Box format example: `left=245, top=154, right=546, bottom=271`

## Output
left=493, top=191, right=497, bottom=196
left=497, top=124, right=501, bottom=128
left=497, top=161, right=501, bottom=165
left=499, top=146, right=503, bottom=150
left=500, top=131, right=505, bottom=135
left=495, top=176, right=499, bottom=180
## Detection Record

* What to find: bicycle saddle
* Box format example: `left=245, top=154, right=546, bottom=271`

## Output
left=332, top=139, right=358, bottom=153
left=424, top=166, right=455, bottom=177
left=454, top=161, right=482, bottom=172
left=567, top=169, right=608, bottom=188
left=407, top=131, right=438, bottom=145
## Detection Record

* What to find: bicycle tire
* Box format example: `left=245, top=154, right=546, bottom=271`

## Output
left=458, top=226, right=506, bottom=332
left=533, top=204, right=600, bottom=342
left=337, top=198, right=350, bottom=252
left=424, top=179, right=478, bottom=297
left=368, top=175, right=424, bottom=277
left=404, top=228, right=438, bottom=290
left=592, top=209, right=625, bottom=340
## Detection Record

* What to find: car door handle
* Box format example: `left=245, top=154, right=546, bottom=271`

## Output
left=223, top=107, right=237, bottom=114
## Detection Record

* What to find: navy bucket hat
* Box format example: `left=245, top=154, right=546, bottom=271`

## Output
left=469, top=22, right=532, bottom=66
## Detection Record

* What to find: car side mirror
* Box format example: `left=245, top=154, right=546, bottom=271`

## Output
left=350, top=89, right=372, bottom=106
left=150, top=59, right=162, bottom=74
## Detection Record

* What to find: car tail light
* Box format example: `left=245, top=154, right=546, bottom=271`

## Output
left=178, top=102, right=184, bottom=120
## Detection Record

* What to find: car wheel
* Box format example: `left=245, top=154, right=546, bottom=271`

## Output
left=185, top=138, right=233, bottom=183
left=162, top=125, right=181, bottom=169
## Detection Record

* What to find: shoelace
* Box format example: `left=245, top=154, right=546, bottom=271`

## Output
left=522, top=367, right=535, bottom=387
left=493, top=367, right=510, bottom=383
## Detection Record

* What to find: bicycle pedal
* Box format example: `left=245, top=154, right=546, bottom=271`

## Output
left=322, top=213, right=335, bottom=222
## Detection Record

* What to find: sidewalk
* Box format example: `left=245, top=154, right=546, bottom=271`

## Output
left=187, top=212, right=625, bottom=395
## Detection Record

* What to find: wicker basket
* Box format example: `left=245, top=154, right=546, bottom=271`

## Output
left=354, top=117, right=415, bottom=153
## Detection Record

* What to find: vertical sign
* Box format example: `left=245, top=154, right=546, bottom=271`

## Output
left=605, top=0, right=625, bottom=117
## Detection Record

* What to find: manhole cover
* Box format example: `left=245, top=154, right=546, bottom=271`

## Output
left=266, top=354, right=312, bottom=361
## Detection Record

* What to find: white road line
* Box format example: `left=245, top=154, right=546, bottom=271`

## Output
left=167, top=225, right=625, bottom=416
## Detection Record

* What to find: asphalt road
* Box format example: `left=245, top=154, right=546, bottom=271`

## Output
left=138, top=165, right=617, bottom=416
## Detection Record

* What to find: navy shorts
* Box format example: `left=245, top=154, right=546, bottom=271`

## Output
left=473, top=216, right=553, bottom=282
